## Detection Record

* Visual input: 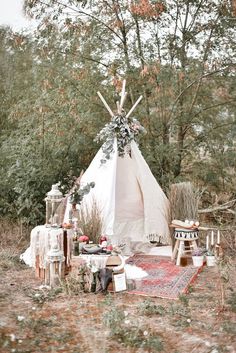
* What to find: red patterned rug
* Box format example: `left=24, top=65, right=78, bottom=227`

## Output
left=126, top=254, right=203, bottom=300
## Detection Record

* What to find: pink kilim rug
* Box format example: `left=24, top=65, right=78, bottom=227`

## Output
left=126, top=254, right=203, bottom=299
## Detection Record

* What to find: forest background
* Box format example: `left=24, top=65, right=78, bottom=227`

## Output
left=0, top=0, right=235, bottom=227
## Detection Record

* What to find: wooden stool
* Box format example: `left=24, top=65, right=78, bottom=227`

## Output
left=171, top=228, right=199, bottom=266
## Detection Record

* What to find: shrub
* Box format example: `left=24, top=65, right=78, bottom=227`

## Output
left=103, top=307, right=164, bottom=351
left=139, top=299, right=166, bottom=316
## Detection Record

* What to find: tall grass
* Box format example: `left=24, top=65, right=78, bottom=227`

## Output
left=0, top=247, right=24, bottom=272
left=76, top=200, right=103, bottom=244
left=0, top=217, right=31, bottom=250
left=0, top=217, right=31, bottom=272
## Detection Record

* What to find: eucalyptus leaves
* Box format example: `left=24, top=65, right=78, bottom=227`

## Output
left=69, top=182, right=95, bottom=205
left=95, top=113, right=146, bottom=164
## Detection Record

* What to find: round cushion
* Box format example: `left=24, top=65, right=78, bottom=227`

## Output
left=174, top=228, right=199, bottom=240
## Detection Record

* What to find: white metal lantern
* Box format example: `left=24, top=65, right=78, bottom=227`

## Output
left=45, top=184, right=63, bottom=227
left=45, top=244, right=65, bottom=287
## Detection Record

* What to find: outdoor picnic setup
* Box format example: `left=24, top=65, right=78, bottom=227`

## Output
left=21, top=81, right=224, bottom=300
left=1, top=2, right=236, bottom=352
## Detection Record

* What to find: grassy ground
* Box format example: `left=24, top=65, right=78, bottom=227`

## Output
left=0, top=221, right=236, bottom=353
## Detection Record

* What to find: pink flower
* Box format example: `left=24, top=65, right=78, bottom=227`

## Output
left=78, top=235, right=89, bottom=243
left=99, top=235, right=107, bottom=244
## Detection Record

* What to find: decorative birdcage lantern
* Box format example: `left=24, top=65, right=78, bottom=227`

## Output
left=45, top=184, right=63, bottom=227
left=45, top=244, right=65, bottom=287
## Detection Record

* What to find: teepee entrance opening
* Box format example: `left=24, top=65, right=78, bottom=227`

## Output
left=113, top=151, right=144, bottom=244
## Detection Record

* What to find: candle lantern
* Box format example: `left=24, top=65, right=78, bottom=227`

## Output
left=45, top=244, right=65, bottom=287
left=45, top=184, right=63, bottom=227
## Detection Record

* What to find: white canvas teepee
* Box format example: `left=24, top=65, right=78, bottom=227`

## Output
left=64, top=81, right=171, bottom=245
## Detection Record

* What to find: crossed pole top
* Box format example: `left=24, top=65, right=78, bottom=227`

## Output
left=97, top=79, right=143, bottom=119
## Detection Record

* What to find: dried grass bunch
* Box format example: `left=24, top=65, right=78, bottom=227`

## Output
left=76, top=199, right=103, bottom=244
left=169, top=182, right=199, bottom=221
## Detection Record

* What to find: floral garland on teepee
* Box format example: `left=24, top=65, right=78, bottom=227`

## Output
left=95, top=113, right=146, bottom=164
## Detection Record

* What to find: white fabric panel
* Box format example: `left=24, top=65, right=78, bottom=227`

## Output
left=115, top=153, right=144, bottom=221
left=79, top=254, right=109, bottom=270
left=20, top=246, right=33, bottom=267
left=20, top=225, right=73, bottom=268
left=64, top=141, right=118, bottom=236
left=112, top=153, right=144, bottom=243
left=130, top=141, right=170, bottom=243
left=112, top=218, right=144, bottom=244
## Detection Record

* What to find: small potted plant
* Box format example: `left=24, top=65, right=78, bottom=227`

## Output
left=192, top=248, right=204, bottom=267
left=205, top=249, right=216, bottom=267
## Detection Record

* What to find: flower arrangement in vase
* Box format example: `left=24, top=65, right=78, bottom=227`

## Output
left=192, top=248, right=204, bottom=267
left=205, top=249, right=216, bottom=267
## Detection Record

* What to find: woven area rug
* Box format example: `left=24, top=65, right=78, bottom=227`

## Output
left=126, top=254, right=203, bottom=299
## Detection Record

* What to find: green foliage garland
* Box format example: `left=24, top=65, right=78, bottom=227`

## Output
left=69, top=182, right=95, bottom=205
left=95, top=113, right=146, bottom=163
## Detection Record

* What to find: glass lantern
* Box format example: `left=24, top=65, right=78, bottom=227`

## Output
left=45, top=244, right=65, bottom=287
left=45, top=184, right=63, bottom=227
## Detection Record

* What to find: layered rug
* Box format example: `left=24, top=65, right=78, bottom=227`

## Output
left=126, top=254, right=203, bottom=300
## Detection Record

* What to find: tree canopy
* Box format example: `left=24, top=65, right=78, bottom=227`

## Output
left=0, top=0, right=235, bottom=224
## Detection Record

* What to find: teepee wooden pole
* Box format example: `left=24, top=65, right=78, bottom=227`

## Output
left=120, top=80, right=127, bottom=110
left=120, top=80, right=126, bottom=103
left=120, top=92, right=127, bottom=111
left=97, top=91, right=114, bottom=117
left=116, top=101, right=121, bottom=114
left=126, top=95, right=143, bottom=118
